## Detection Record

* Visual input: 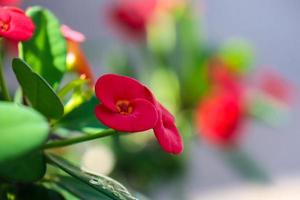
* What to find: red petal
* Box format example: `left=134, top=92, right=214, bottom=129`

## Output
left=153, top=105, right=183, bottom=154
left=0, top=7, right=35, bottom=41
left=61, top=25, right=86, bottom=43
left=95, top=74, right=155, bottom=111
left=95, top=98, right=158, bottom=132
left=159, top=103, right=175, bottom=122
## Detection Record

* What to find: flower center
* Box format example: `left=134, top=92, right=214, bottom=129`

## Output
left=0, top=20, right=9, bottom=32
left=116, top=100, right=133, bottom=115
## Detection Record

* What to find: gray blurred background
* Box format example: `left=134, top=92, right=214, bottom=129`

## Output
left=21, top=0, right=300, bottom=199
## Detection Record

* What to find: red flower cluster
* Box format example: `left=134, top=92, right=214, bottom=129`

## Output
left=0, top=6, right=35, bottom=41
left=196, top=91, right=243, bottom=146
left=108, top=0, right=157, bottom=39
left=94, top=74, right=183, bottom=154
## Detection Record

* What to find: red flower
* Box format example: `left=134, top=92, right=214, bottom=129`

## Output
left=95, top=74, right=158, bottom=132
left=196, top=90, right=243, bottom=146
left=61, top=25, right=94, bottom=85
left=0, top=6, right=35, bottom=41
left=257, top=70, right=294, bottom=105
left=107, top=0, right=157, bottom=40
left=0, top=0, right=20, bottom=6
left=209, top=58, right=242, bottom=97
left=94, top=74, right=183, bottom=154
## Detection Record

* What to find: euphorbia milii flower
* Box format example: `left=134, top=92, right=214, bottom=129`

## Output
left=107, top=0, right=157, bottom=40
left=95, top=74, right=158, bottom=132
left=196, top=90, right=243, bottom=146
left=61, top=25, right=94, bottom=85
left=94, top=74, right=183, bottom=154
left=0, top=6, right=35, bottom=41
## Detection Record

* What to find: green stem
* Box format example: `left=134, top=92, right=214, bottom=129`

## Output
left=0, top=57, right=11, bottom=101
left=43, top=129, right=117, bottom=149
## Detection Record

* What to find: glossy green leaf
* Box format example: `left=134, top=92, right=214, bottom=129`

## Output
left=56, top=176, right=113, bottom=200
left=46, top=154, right=137, bottom=200
left=0, top=151, right=46, bottom=182
left=58, top=96, right=106, bottom=132
left=19, top=6, right=67, bottom=88
left=12, top=58, right=64, bottom=119
left=0, top=102, right=49, bottom=163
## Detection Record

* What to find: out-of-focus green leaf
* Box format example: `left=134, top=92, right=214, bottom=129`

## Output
left=176, top=11, right=210, bottom=107
left=150, top=68, right=180, bottom=113
left=0, top=151, right=46, bottom=182
left=12, top=58, right=64, bottom=119
left=55, top=176, right=113, bottom=200
left=219, top=39, right=254, bottom=75
left=19, top=6, right=67, bottom=88
left=147, top=14, right=176, bottom=55
left=248, top=92, right=288, bottom=127
left=58, top=79, right=87, bottom=100
left=46, top=154, right=137, bottom=200
left=0, top=102, right=49, bottom=163
left=0, top=183, right=65, bottom=200
left=57, top=96, right=106, bottom=132
left=222, top=148, right=270, bottom=182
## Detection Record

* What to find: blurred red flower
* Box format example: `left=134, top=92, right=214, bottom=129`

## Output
left=209, top=58, right=242, bottom=97
left=61, top=25, right=95, bottom=85
left=196, top=90, right=243, bottom=147
left=0, top=0, right=20, bottom=6
left=0, top=6, right=35, bottom=41
left=94, top=74, right=183, bottom=154
left=108, top=0, right=157, bottom=40
left=257, top=70, right=294, bottom=105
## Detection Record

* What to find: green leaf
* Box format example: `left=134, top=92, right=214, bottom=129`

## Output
left=248, top=93, right=288, bottom=127
left=56, top=176, right=113, bottom=200
left=19, top=6, right=67, bottom=88
left=12, top=58, right=64, bottom=119
left=222, top=148, right=270, bottom=182
left=219, top=39, right=254, bottom=75
left=149, top=68, right=180, bottom=113
left=58, top=96, right=106, bottom=132
left=0, top=183, right=65, bottom=200
left=0, top=151, right=46, bottom=182
left=46, top=154, right=137, bottom=200
left=0, top=102, right=49, bottom=163
left=58, top=79, right=88, bottom=100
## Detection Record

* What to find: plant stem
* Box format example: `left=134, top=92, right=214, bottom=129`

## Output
left=43, top=129, right=117, bottom=149
left=0, top=56, right=11, bottom=101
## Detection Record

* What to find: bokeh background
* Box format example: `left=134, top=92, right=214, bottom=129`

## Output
left=17, top=0, right=300, bottom=199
